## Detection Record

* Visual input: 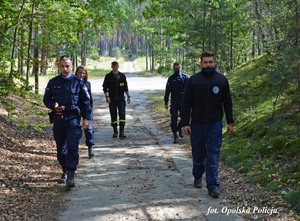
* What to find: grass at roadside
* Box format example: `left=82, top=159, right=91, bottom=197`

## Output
left=221, top=55, right=300, bottom=216
left=88, top=69, right=109, bottom=78
left=135, top=70, right=160, bottom=77
left=148, top=92, right=168, bottom=115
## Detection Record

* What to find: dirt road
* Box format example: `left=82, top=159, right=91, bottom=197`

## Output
left=57, top=62, right=243, bottom=221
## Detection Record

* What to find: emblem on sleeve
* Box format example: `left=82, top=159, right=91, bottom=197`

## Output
left=212, top=86, right=220, bottom=94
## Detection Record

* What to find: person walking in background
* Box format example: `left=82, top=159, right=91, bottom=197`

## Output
left=75, top=65, right=95, bottom=158
left=102, top=61, right=130, bottom=139
left=43, top=55, right=91, bottom=189
left=181, top=51, right=234, bottom=198
left=164, top=62, right=189, bottom=144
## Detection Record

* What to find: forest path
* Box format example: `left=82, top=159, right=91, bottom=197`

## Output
left=57, top=61, right=243, bottom=221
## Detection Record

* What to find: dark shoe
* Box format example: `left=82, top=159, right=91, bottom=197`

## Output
left=208, top=188, right=220, bottom=198
left=178, top=129, right=183, bottom=138
left=193, top=178, right=202, bottom=188
left=119, top=126, right=126, bottom=139
left=112, top=126, right=118, bottom=138
left=66, top=170, right=75, bottom=189
left=88, top=145, right=95, bottom=158
left=173, top=137, right=179, bottom=144
left=173, top=132, right=179, bottom=144
left=177, top=121, right=183, bottom=138
left=57, top=172, right=67, bottom=184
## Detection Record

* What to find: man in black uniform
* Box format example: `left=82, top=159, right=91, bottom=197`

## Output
left=164, top=62, right=189, bottom=143
left=181, top=51, right=234, bottom=198
left=103, top=61, right=130, bottom=138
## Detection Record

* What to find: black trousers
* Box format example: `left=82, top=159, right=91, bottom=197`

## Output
left=109, top=99, right=126, bottom=127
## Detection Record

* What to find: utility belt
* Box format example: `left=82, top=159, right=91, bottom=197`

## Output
left=61, top=109, right=80, bottom=117
left=48, top=108, right=80, bottom=123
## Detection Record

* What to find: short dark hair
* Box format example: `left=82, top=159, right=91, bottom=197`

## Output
left=59, top=55, right=71, bottom=61
left=111, top=61, right=119, bottom=66
left=173, top=62, right=180, bottom=67
left=200, top=51, right=215, bottom=61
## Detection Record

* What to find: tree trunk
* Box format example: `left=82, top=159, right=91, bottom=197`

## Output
left=9, top=0, right=26, bottom=78
left=40, top=26, right=47, bottom=75
left=80, top=31, right=87, bottom=65
left=18, top=32, right=25, bottom=76
left=202, top=3, right=206, bottom=51
left=252, top=28, right=256, bottom=58
left=26, top=1, right=35, bottom=85
left=166, top=35, right=171, bottom=66
left=230, top=22, right=234, bottom=69
left=145, top=36, right=148, bottom=71
left=109, top=37, right=114, bottom=57
left=253, top=0, right=267, bottom=54
left=151, top=44, right=155, bottom=71
left=32, top=26, right=39, bottom=94
left=294, top=0, right=299, bottom=46
left=208, top=13, right=212, bottom=51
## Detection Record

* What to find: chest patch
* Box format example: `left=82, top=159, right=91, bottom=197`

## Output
left=119, top=82, right=125, bottom=87
left=212, top=86, right=220, bottom=94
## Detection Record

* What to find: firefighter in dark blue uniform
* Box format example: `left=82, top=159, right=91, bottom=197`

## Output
left=164, top=62, right=189, bottom=143
left=43, top=56, right=91, bottom=189
left=75, top=65, right=95, bottom=158
left=103, top=61, right=130, bottom=138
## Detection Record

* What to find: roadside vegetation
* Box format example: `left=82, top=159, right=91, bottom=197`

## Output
left=222, top=54, right=300, bottom=215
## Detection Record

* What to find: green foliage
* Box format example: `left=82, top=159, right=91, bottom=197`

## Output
left=157, top=65, right=171, bottom=76
left=89, top=46, right=100, bottom=61
left=0, top=78, right=16, bottom=114
left=111, top=47, right=122, bottom=58
left=287, top=190, right=300, bottom=213
left=88, top=69, right=110, bottom=78
left=148, top=92, right=168, bottom=115
left=221, top=54, right=300, bottom=212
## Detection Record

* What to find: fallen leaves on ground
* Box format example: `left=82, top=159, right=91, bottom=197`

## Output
left=0, top=94, right=66, bottom=221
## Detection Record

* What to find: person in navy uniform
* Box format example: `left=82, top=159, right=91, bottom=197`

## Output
left=181, top=51, right=234, bottom=198
left=43, top=56, right=91, bottom=189
left=75, top=65, right=95, bottom=158
left=164, top=62, right=189, bottom=144
left=103, top=61, right=130, bottom=138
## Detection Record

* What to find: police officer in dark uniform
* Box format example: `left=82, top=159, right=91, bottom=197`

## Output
left=164, top=62, right=189, bottom=143
left=43, top=56, right=91, bottom=189
left=181, top=51, right=234, bottom=198
left=75, top=65, right=95, bottom=158
left=103, top=61, right=130, bottom=138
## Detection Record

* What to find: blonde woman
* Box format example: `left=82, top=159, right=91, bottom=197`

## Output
left=75, top=65, right=95, bottom=158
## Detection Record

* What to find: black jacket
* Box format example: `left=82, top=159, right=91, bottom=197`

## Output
left=85, top=80, right=93, bottom=108
left=102, top=71, right=128, bottom=101
left=164, top=72, right=189, bottom=105
left=181, top=70, right=234, bottom=126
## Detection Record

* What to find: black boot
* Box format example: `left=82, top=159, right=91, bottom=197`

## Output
left=119, top=125, right=126, bottom=139
left=112, top=125, right=118, bottom=138
left=194, top=178, right=202, bottom=188
left=57, top=168, right=67, bottom=184
left=178, top=121, right=183, bottom=138
left=66, top=170, right=75, bottom=189
left=88, top=145, right=95, bottom=158
left=178, top=129, right=183, bottom=138
left=173, top=132, right=179, bottom=144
